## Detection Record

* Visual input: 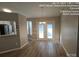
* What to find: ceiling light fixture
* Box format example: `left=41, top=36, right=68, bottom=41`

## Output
left=2, top=8, right=12, bottom=13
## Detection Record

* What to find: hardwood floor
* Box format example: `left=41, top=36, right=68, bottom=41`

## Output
left=0, top=40, right=67, bottom=57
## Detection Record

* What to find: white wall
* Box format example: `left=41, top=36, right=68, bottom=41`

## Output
left=18, top=14, right=28, bottom=47
left=60, top=15, right=78, bottom=56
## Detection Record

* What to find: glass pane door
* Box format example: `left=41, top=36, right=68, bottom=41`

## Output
left=39, top=22, right=46, bottom=38
left=47, top=24, right=53, bottom=39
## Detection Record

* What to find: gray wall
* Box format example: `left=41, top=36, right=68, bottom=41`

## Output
left=60, top=15, right=78, bottom=56
left=0, top=12, right=20, bottom=51
left=0, top=12, right=28, bottom=52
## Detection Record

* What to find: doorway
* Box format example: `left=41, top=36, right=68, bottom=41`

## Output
left=38, top=21, right=54, bottom=40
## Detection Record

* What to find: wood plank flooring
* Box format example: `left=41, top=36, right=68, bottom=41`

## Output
left=0, top=40, right=67, bottom=57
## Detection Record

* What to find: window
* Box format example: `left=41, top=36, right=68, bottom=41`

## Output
left=27, top=21, right=32, bottom=35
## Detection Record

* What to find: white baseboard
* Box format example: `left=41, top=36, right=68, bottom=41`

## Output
left=0, top=48, right=20, bottom=54
left=62, top=44, right=70, bottom=57
left=66, top=53, right=76, bottom=57
left=20, top=42, right=28, bottom=49
left=60, top=43, right=76, bottom=57
left=0, top=42, right=28, bottom=54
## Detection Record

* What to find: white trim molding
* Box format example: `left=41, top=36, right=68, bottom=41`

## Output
left=61, top=43, right=76, bottom=57
left=0, top=42, right=28, bottom=54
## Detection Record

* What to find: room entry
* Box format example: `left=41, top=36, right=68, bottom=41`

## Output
left=38, top=22, right=54, bottom=40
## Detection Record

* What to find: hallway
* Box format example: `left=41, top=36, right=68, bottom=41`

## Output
left=0, top=40, right=66, bottom=57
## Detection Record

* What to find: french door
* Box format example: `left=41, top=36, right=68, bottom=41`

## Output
left=38, top=22, right=54, bottom=40
left=47, top=23, right=53, bottom=39
left=38, top=22, right=46, bottom=40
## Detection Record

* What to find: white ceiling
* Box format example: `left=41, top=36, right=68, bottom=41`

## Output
left=0, top=2, right=62, bottom=18
left=0, top=2, right=78, bottom=18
